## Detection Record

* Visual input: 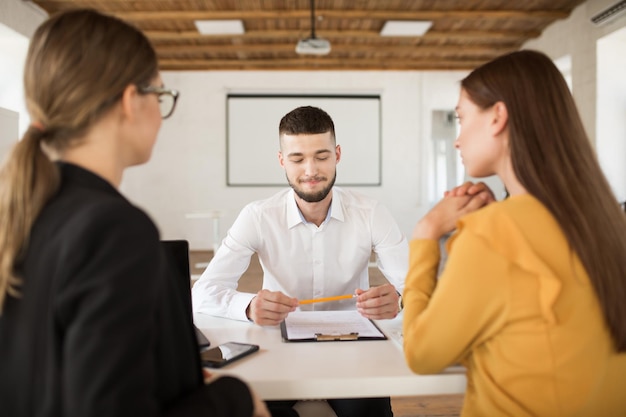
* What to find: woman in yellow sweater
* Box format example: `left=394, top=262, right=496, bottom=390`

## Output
left=403, top=50, right=626, bottom=416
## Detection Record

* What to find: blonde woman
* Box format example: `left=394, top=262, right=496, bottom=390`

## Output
left=0, top=9, right=268, bottom=417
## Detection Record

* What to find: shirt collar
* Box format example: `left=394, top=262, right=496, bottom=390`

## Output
left=286, top=188, right=345, bottom=228
left=57, top=161, right=120, bottom=196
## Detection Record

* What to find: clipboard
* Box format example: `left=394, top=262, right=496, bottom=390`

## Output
left=280, top=310, right=387, bottom=342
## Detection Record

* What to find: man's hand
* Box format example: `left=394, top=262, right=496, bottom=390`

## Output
left=355, top=283, right=400, bottom=320
left=246, top=289, right=298, bottom=326
left=202, top=367, right=215, bottom=384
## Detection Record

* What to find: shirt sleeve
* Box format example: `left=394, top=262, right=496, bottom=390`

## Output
left=402, top=228, right=509, bottom=374
left=370, top=202, right=409, bottom=293
left=191, top=205, right=258, bottom=321
left=163, top=377, right=253, bottom=417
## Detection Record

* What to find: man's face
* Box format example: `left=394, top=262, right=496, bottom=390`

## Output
left=278, top=132, right=341, bottom=203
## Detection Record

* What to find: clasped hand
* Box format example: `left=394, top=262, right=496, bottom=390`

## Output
left=413, top=181, right=495, bottom=240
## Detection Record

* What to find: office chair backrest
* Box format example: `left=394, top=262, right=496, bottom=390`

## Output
left=161, top=240, right=210, bottom=348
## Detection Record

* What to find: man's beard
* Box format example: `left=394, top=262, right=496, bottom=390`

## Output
left=287, top=172, right=336, bottom=203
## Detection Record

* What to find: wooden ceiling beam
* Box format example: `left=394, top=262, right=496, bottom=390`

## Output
left=155, top=43, right=517, bottom=56
left=33, top=0, right=572, bottom=22
left=145, top=29, right=541, bottom=42
left=112, top=9, right=568, bottom=21
left=159, top=57, right=489, bottom=70
left=30, top=0, right=583, bottom=71
left=158, top=57, right=488, bottom=71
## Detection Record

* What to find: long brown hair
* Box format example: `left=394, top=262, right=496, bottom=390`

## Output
left=461, top=50, right=626, bottom=351
left=0, top=9, right=158, bottom=312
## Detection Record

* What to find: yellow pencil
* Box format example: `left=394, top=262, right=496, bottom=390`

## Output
left=299, top=294, right=356, bottom=305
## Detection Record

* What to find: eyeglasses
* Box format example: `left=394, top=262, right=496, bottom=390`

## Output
left=138, top=85, right=180, bottom=119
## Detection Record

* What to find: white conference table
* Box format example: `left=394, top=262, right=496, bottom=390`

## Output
left=194, top=312, right=466, bottom=400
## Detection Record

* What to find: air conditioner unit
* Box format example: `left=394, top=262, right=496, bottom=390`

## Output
left=591, top=0, right=626, bottom=26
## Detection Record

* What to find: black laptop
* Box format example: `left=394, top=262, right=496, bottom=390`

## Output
left=160, top=240, right=211, bottom=349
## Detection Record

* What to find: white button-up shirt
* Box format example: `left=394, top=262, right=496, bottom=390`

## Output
left=191, top=187, right=408, bottom=321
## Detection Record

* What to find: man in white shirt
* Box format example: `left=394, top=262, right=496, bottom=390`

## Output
left=192, top=106, right=406, bottom=417
left=192, top=106, right=407, bottom=324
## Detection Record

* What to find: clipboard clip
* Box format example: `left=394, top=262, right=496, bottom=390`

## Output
left=314, top=332, right=359, bottom=341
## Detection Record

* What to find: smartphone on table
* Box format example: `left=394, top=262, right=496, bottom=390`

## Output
left=201, top=341, right=260, bottom=368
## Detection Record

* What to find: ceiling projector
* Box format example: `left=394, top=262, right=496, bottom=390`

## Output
left=295, top=37, right=331, bottom=55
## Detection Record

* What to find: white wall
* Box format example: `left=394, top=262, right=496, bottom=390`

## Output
left=121, top=71, right=467, bottom=249
left=0, top=0, right=469, bottom=249
left=0, top=0, right=45, bottom=38
left=124, top=0, right=626, bottom=249
left=0, top=23, right=29, bottom=137
left=0, top=0, right=46, bottom=137
left=596, top=27, right=626, bottom=202
left=524, top=0, right=626, bottom=203
left=524, top=0, right=626, bottom=144
left=6, top=0, right=625, bottom=249
left=0, top=106, right=18, bottom=162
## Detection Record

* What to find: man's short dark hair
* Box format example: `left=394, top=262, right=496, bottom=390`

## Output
left=279, top=106, right=336, bottom=143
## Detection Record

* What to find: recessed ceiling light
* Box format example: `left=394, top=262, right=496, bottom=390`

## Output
left=194, top=20, right=245, bottom=35
left=380, top=21, right=433, bottom=37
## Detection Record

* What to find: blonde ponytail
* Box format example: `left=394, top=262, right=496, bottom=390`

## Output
left=0, top=127, right=59, bottom=312
left=0, top=8, right=158, bottom=313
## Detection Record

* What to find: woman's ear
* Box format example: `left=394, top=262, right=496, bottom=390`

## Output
left=120, top=84, right=139, bottom=122
left=491, top=101, right=508, bottom=136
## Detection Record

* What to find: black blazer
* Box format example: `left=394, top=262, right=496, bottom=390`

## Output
left=0, top=163, right=252, bottom=417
